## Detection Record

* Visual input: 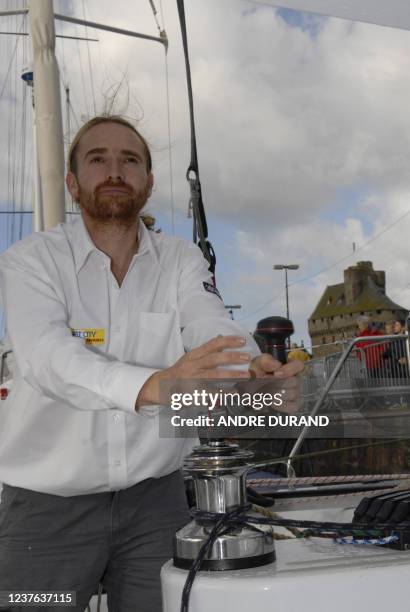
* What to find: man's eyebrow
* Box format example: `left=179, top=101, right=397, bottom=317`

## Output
left=121, top=149, right=142, bottom=158
left=83, top=148, right=142, bottom=159
left=84, top=147, right=107, bottom=159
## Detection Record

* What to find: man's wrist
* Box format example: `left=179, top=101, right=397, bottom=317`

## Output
left=135, top=370, right=162, bottom=410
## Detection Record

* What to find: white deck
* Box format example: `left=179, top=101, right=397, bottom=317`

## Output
left=162, top=536, right=410, bottom=612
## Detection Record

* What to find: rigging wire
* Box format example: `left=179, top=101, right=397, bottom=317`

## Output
left=55, top=44, right=82, bottom=135
left=75, top=20, right=91, bottom=118
left=68, top=98, right=81, bottom=131
left=391, top=283, right=410, bottom=300
left=54, top=9, right=81, bottom=137
left=237, top=289, right=284, bottom=322
left=18, top=38, right=27, bottom=241
left=288, top=208, right=410, bottom=289
left=176, top=0, right=216, bottom=274
left=81, top=0, right=97, bottom=115
left=5, top=2, right=13, bottom=247
left=10, top=9, right=19, bottom=245
left=54, top=29, right=74, bottom=217
left=240, top=207, right=410, bottom=321
left=0, top=15, right=24, bottom=103
left=149, top=0, right=163, bottom=35
left=158, top=0, right=176, bottom=234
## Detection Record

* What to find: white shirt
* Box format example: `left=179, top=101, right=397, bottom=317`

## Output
left=0, top=217, right=259, bottom=496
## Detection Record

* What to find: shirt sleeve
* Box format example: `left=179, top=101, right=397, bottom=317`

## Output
left=0, top=255, right=155, bottom=414
left=177, top=242, right=260, bottom=358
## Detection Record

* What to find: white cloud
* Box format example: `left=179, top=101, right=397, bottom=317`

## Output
left=2, top=0, right=410, bottom=346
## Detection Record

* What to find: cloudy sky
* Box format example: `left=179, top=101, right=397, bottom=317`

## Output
left=1, top=0, right=410, bottom=346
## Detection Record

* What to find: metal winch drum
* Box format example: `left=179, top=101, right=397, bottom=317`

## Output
left=173, top=440, right=276, bottom=570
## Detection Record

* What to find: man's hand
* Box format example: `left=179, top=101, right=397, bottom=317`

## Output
left=248, top=353, right=304, bottom=414
left=136, top=335, right=251, bottom=408
left=249, top=353, right=304, bottom=379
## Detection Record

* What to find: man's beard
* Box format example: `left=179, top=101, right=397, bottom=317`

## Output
left=78, top=180, right=150, bottom=228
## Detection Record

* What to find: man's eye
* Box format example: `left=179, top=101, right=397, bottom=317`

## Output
left=125, top=157, right=139, bottom=163
left=90, top=156, right=104, bottom=163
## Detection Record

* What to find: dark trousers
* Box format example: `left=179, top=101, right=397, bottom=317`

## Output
left=0, top=471, right=189, bottom=612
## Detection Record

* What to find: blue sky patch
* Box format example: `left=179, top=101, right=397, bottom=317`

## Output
left=276, top=7, right=327, bottom=38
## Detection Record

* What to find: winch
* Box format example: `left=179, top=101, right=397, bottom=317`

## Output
left=173, top=316, right=294, bottom=571
left=173, top=440, right=275, bottom=570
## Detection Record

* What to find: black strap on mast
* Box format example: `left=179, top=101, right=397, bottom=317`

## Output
left=176, top=0, right=216, bottom=275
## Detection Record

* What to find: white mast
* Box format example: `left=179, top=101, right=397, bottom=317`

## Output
left=28, top=0, right=65, bottom=230
left=0, top=4, right=167, bottom=233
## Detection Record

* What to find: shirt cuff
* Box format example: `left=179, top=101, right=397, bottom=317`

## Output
left=101, top=362, right=158, bottom=413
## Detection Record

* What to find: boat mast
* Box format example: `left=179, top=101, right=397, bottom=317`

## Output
left=0, top=4, right=168, bottom=233
left=28, top=0, right=65, bottom=231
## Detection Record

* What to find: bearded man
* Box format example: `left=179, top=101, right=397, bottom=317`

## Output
left=0, top=116, right=302, bottom=612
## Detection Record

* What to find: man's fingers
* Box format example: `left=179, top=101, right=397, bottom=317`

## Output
left=188, top=335, right=247, bottom=360
left=199, top=351, right=251, bottom=369
left=198, top=368, right=251, bottom=380
left=250, top=354, right=282, bottom=376
left=273, top=359, right=304, bottom=379
left=250, top=354, right=305, bottom=379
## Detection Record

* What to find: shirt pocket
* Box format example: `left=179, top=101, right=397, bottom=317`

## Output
left=130, top=311, right=185, bottom=369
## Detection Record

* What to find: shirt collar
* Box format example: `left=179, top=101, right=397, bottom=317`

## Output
left=69, top=214, right=160, bottom=274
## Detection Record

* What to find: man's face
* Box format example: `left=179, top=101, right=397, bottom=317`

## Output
left=66, top=122, right=153, bottom=226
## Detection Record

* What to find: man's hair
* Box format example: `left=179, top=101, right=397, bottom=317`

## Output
left=68, top=115, right=152, bottom=175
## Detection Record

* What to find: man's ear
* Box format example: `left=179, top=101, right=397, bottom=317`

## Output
left=66, top=172, right=79, bottom=202
left=146, top=173, right=154, bottom=198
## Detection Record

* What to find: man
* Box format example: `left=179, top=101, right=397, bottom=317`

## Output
left=0, top=116, right=302, bottom=611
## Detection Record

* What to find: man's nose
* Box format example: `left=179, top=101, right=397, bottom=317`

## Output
left=107, top=159, right=124, bottom=181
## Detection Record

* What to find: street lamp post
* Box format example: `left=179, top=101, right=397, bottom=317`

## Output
left=273, top=264, right=299, bottom=321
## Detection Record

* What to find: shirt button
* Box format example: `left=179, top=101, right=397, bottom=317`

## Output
left=114, top=460, right=121, bottom=467
left=113, top=413, right=120, bottom=423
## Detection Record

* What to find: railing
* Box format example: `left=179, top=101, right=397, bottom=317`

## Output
left=302, top=335, right=410, bottom=399
left=288, top=334, right=410, bottom=477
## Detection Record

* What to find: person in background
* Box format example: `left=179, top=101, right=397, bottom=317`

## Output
left=381, top=320, right=396, bottom=377
left=355, top=315, right=383, bottom=379
left=392, top=319, right=409, bottom=378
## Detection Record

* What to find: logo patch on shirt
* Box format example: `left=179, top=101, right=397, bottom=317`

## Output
left=72, top=328, right=105, bottom=345
left=203, top=282, right=222, bottom=300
